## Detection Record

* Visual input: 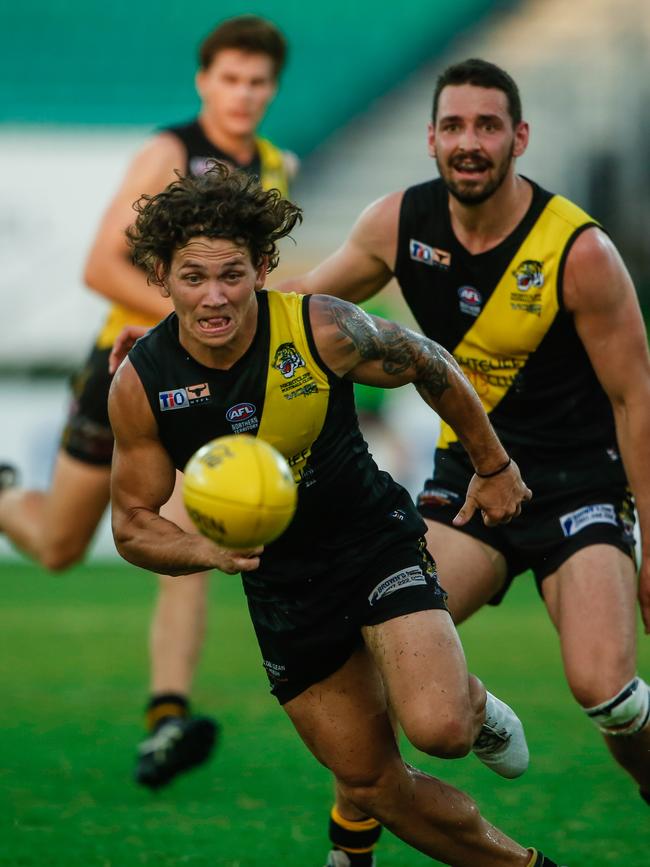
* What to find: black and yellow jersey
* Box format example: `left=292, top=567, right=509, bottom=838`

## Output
left=394, top=178, right=615, bottom=456
left=128, top=290, right=425, bottom=591
left=96, top=122, right=291, bottom=350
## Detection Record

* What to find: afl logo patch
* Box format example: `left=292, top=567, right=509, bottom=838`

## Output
left=226, top=402, right=256, bottom=422
left=458, top=285, right=482, bottom=317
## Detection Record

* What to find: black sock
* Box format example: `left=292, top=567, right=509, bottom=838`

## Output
left=329, top=805, right=381, bottom=865
left=527, top=849, right=559, bottom=867
left=145, top=693, right=189, bottom=732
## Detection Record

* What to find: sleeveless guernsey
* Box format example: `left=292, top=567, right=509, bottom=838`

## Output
left=128, top=290, right=425, bottom=592
left=394, top=178, right=614, bottom=457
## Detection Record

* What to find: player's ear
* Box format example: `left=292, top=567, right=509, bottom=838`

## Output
left=513, top=121, right=529, bottom=158
left=154, top=262, right=170, bottom=296
left=254, top=257, right=268, bottom=290
left=427, top=122, right=436, bottom=158
left=195, top=69, right=206, bottom=100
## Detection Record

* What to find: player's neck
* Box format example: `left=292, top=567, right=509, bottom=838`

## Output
left=449, top=174, right=532, bottom=256
left=198, top=112, right=258, bottom=165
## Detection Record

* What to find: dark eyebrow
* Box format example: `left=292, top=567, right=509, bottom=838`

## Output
left=438, top=113, right=502, bottom=125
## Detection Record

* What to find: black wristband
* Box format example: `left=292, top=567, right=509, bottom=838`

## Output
left=475, top=457, right=512, bottom=479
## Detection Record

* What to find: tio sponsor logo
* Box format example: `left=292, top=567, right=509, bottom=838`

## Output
left=159, top=382, right=211, bottom=412
left=409, top=239, right=451, bottom=269
left=159, top=389, right=189, bottom=411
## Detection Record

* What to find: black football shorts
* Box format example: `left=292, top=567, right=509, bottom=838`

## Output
left=417, top=444, right=636, bottom=604
left=247, top=535, right=448, bottom=704
left=60, top=343, right=114, bottom=466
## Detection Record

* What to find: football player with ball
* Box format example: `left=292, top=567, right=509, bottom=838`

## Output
left=108, top=163, right=562, bottom=866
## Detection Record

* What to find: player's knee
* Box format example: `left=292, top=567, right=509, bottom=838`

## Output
left=403, top=713, right=474, bottom=759
left=584, top=676, right=650, bottom=737
left=568, top=663, right=633, bottom=709
left=39, top=539, right=87, bottom=572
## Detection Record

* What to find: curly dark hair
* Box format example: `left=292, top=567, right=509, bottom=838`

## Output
left=127, top=163, right=302, bottom=284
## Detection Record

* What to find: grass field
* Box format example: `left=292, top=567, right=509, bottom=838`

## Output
left=2, top=560, right=649, bottom=867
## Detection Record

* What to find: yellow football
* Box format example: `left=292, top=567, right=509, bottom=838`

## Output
left=182, top=435, right=297, bottom=549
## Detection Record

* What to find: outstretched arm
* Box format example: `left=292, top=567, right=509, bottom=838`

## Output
left=276, top=192, right=401, bottom=302
left=564, top=227, right=650, bottom=632
left=310, top=295, right=531, bottom=526
left=108, top=360, right=261, bottom=576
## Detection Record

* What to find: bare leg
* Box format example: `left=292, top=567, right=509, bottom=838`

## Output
left=286, top=645, right=530, bottom=866
left=150, top=471, right=210, bottom=695
left=543, top=544, right=650, bottom=791
left=0, top=450, right=110, bottom=570
left=331, top=530, right=510, bottom=831
left=424, top=519, right=507, bottom=625
left=135, top=472, right=216, bottom=789
left=363, top=609, right=485, bottom=757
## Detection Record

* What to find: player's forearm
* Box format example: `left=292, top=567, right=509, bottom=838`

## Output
left=415, top=349, right=509, bottom=475
left=112, top=508, right=218, bottom=576
left=84, top=254, right=172, bottom=321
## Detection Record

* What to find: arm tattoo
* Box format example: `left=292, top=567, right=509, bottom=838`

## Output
left=323, top=296, right=451, bottom=398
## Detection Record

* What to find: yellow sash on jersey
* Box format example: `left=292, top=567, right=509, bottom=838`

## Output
left=96, top=137, right=291, bottom=350
left=439, top=195, right=597, bottom=448
left=258, top=292, right=330, bottom=484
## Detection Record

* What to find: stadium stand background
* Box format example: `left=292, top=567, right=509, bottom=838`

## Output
left=1, top=0, right=649, bottom=558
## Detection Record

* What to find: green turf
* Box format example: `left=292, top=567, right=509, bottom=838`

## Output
left=1, top=561, right=648, bottom=866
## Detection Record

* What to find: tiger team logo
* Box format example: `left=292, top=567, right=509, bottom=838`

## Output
left=272, top=342, right=306, bottom=379
left=513, top=259, right=544, bottom=291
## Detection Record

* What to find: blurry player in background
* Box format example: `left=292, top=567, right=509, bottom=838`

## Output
left=278, top=58, right=650, bottom=865
left=0, top=14, right=297, bottom=789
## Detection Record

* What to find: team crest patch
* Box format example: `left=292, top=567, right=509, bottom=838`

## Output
left=272, top=342, right=306, bottom=379
left=272, top=343, right=319, bottom=401
left=513, top=259, right=544, bottom=291
left=409, top=239, right=451, bottom=269
left=559, top=503, right=617, bottom=537
left=368, top=566, right=427, bottom=605
left=159, top=382, right=211, bottom=411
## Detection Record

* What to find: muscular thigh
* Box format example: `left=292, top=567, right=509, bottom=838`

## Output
left=543, top=544, right=638, bottom=704
left=45, top=450, right=111, bottom=548
left=425, top=520, right=506, bottom=625
left=363, top=608, right=470, bottom=727
left=284, top=645, right=398, bottom=783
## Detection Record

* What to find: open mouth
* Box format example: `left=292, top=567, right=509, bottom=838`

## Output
left=451, top=157, right=492, bottom=177
left=198, top=316, right=232, bottom=336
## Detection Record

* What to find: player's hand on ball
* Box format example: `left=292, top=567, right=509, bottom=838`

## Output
left=213, top=544, right=263, bottom=575
left=453, top=459, right=532, bottom=527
